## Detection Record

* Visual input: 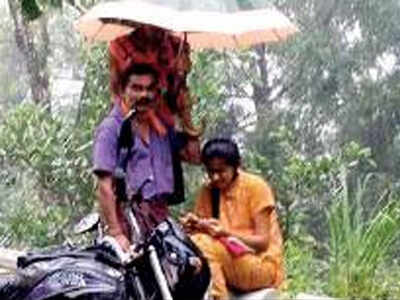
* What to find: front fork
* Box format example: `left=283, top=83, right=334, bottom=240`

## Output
left=124, top=205, right=173, bottom=300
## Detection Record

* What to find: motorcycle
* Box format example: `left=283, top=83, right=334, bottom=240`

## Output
left=0, top=108, right=211, bottom=300
left=0, top=209, right=211, bottom=300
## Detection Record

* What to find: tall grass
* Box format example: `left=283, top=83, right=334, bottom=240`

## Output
left=284, top=239, right=327, bottom=296
left=327, top=172, right=400, bottom=299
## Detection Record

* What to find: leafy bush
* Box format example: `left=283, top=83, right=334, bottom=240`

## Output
left=0, top=173, right=70, bottom=248
left=245, top=123, right=377, bottom=241
left=0, top=104, right=95, bottom=211
left=0, top=43, right=112, bottom=247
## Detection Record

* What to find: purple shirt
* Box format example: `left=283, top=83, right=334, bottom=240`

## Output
left=92, top=105, right=178, bottom=200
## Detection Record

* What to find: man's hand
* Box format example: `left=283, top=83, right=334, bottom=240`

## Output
left=180, top=137, right=201, bottom=164
left=113, top=233, right=131, bottom=253
left=96, top=175, right=132, bottom=253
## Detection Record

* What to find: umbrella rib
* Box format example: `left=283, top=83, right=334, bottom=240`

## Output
left=93, top=22, right=106, bottom=41
left=177, top=32, right=186, bottom=58
left=233, top=35, right=240, bottom=49
left=272, top=28, right=283, bottom=42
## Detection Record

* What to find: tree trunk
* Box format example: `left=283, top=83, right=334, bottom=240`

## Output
left=7, top=0, right=51, bottom=109
left=252, top=44, right=272, bottom=112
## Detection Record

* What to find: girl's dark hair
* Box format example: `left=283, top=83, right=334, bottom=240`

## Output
left=120, top=63, right=159, bottom=90
left=201, top=138, right=241, bottom=168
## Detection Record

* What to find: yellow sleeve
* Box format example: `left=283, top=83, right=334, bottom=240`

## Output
left=249, top=177, right=275, bottom=218
left=193, top=186, right=212, bottom=218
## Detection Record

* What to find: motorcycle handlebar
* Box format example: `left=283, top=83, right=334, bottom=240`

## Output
left=101, top=235, right=142, bottom=265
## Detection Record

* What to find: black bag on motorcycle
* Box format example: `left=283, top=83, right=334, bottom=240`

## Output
left=143, top=218, right=211, bottom=300
left=1, top=244, right=126, bottom=300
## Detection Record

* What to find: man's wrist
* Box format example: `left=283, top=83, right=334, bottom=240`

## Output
left=108, top=227, right=123, bottom=237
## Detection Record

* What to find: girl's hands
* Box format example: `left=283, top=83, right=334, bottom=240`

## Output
left=180, top=213, right=228, bottom=237
left=202, top=218, right=228, bottom=237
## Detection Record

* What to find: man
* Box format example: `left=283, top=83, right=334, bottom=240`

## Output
left=182, top=138, right=284, bottom=300
left=93, top=63, right=200, bottom=252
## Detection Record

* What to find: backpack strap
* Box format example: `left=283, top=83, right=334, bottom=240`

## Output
left=211, top=188, right=220, bottom=219
left=166, top=129, right=185, bottom=206
left=114, top=110, right=136, bottom=203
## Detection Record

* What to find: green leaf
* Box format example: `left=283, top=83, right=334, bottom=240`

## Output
left=49, top=0, right=62, bottom=9
left=20, top=0, right=42, bottom=21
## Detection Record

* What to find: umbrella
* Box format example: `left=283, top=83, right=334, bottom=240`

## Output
left=75, top=0, right=299, bottom=137
left=75, top=0, right=298, bottom=49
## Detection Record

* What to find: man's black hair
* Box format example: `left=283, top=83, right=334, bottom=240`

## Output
left=201, top=138, right=241, bottom=168
left=120, top=63, right=159, bottom=90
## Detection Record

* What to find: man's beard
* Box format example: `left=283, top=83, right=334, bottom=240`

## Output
left=134, top=101, right=168, bottom=137
left=133, top=97, right=154, bottom=110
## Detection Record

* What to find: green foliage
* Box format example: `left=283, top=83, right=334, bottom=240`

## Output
left=246, top=119, right=377, bottom=241
left=283, top=175, right=400, bottom=299
left=20, top=0, right=42, bottom=20
left=284, top=239, right=326, bottom=296
left=327, top=174, right=400, bottom=299
left=0, top=173, right=70, bottom=248
left=189, top=50, right=228, bottom=136
left=20, top=0, right=64, bottom=21
left=0, top=104, right=94, bottom=210
left=0, top=41, right=110, bottom=247
left=77, top=44, right=110, bottom=131
left=374, top=262, right=400, bottom=299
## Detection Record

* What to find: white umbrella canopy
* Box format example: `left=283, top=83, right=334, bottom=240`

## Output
left=75, top=0, right=299, bottom=49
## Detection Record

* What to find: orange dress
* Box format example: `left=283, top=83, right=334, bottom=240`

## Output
left=191, top=170, right=284, bottom=300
